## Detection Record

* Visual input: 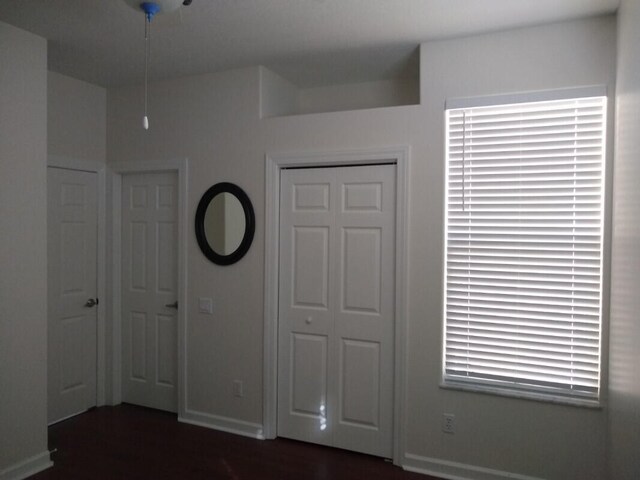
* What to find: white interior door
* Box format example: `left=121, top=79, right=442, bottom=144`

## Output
left=121, top=172, right=178, bottom=412
left=47, top=167, right=98, bottom=424
left=278, top=164, right=396, bottom=458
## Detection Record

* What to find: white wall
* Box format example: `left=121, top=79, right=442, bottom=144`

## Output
left=608, top=0, right=640, bottom=478
left=297, top=78, right=419, bottom=115
left=48, top=71, right=107, bottom=163
left=409, top=16, right=616, bottom=480
left=259, top=67, right=298, bottom=118
left=107, top=16, right=616, bottom=480
left=109, top=67, right=266, bottom=423
left=259, top=67, right=419, bottom=117
left=0, top=21, right=51, bottom=478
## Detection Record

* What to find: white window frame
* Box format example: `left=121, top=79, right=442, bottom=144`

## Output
left=441, top=87, right=608, bottom=407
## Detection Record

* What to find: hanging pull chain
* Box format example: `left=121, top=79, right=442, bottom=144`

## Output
left=143, top=14, right=151, bottom=130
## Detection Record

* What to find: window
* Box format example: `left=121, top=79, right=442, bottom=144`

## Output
left=443, top=88, right=607, bottom=403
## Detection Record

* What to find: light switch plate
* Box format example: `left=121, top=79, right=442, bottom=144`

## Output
left=198, top=297, right=213, bottom=314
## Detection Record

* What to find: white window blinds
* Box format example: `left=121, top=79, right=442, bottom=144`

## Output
left=443, top=92, right=606, bottom=401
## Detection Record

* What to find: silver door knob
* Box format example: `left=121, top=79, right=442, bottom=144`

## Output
left=165, top=301, right=178, bottom=309
left=84, top=298, right=97, bottom=308
left=306, top=316, right=312, bottom=324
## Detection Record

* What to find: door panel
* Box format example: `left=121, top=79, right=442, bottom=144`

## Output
left=333, top=165, right=395, bottom=457
left=293, top=227, right=330, bottom=308
left=130, top=312, right=147, bottom=380
left=61, top=316, right=87, bottom=390
left=157, top=314, right=177, bottom=386
left=278, top=168, right=335, bottom=446
left=130, top=222, right=147, bottom=290
left=47, top=167, right=98, bottom=424
left=121, top=172, right=178, bottom=412
left=278, top=164, right=395, bottom=458
left=290, top=333, right=328, bottom=417
left=342, top=227, right=382, bottom=313
left=157, top=222, right=176, bottom=292
left=340, top=339, right=380, bottom=427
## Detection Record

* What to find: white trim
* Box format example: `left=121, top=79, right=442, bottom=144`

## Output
left=111, top=173, right=122, bottom=405
left=47, top=155, right=107, bottom=407
left=262, top=155, right=279, bottom=440
left=392, top=146, right=410, bottom=465
left=445, top=85, right=607, bottom=110
left=0, top=451, right=52, bottom=480
left=439, top=383, right=601, bottom=409
left=263, top=146, right=410, bottom=465
left=110, top=159, right=189, bottom=417
left=47, top=408, right=90, bottom=427
left=403, top=453, right=545, bottom=480
left=180, top=409, right=265, bottom=440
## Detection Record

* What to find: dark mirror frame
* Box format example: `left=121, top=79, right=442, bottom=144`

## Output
left=195, top=182, right=255, bottom=266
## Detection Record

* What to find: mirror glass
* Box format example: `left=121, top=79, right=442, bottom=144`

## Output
left=195, top=182, right=255, bottom=266
left=203, top=192, right=246, bottom=256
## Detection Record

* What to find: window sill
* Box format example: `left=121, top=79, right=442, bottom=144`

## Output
left=439, top=382, right=603, bottom=410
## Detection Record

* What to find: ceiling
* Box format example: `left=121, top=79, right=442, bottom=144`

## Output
left=0, top=0, right=619, bottom=88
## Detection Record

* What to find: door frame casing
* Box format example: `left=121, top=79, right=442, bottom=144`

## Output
left=110, top=159, right=188, bottom=417
left=47, top=155, right=108, bottom=409
left=263, top=147, right=409, bottom=464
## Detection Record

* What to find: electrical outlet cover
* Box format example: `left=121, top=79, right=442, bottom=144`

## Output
left=442, top=413, right=455, bottom=434
left=233, top=380, right=244, bottom=397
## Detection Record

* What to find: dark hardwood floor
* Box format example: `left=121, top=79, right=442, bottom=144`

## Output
left=31, top=404, right=437, bottom=480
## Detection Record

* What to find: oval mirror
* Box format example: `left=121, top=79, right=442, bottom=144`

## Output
left=195, top=182, right=255, bottom=265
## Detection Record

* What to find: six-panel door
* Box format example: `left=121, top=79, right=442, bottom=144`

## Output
left=47, top=167, right=98, bottom=424
left=121, top=172, right=178, bottom=412
left=278, top=164, right=396, bottom=458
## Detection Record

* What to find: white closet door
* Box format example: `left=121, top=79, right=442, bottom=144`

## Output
left=278, top=167, right=336, bottom=447
left=47, top=167, right=98, bottom=424
left=331, top=165, right=395, bottom=456
left=121, top=172, right=178, bottom=412
left=278, top=164, right=395, bottom=458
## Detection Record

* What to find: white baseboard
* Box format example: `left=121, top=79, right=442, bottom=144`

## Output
left=403, top=453, right=545, bottom=480
left=0, top=451, right=53, bottom=480
left=179, top=409, right=265, bottom=440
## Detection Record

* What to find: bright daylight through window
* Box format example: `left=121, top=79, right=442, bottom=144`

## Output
left=443, top=89, right=607, bottom=403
